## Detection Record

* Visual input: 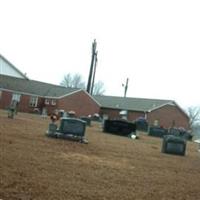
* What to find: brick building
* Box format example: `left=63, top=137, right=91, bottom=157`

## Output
left=0, top=54, right=100, bottom=116
left=0, top=54, right=190, bottom=129
left=0, top=74, right=100, bottom=116
left=94, top=95, right=190, bottom=130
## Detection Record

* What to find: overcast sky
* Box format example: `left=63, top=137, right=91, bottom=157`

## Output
left=0, top=0, right=199, bottom=108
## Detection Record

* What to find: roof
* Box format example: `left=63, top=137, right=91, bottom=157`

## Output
left=93, top=95, right=175, bottom=112
left=0, top=54, right=28, bottom=79
left=0, top=74, right=81, bottom=98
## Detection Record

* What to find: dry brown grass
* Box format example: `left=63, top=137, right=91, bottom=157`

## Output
left=0, top=110, right=200, bottom=200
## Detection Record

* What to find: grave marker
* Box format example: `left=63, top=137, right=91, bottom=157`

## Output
left=103, top=119, right=136, bottom=137
left=148, top=126, right=168, bottom=137
left=59, top=118, right=86, bottom=137
left=8, top=100, right=18, bottom=119
left=48, top=123, right=58, bottom=135
left=162, top=135, right=187, bottom=156
left=47, top=117, right=88, bottom=143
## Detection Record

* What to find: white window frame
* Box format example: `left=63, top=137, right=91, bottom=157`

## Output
left=51, top=99, right=56, bottom=106
left=29, top=96, right=38, bottom=107
left=45, top=99, right=50, bottom=105
left=12, top=93, right=21, bottom=102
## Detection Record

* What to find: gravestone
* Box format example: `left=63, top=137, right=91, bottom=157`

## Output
left=47, top=123, right=58, bottom=136
left=67, top=111, right=76, bottom=118
left=58, top=118, right=87, bottom=143
left=59, top=118, right=86, bottom=136
left=8, top=108, right=15, bottom=119
left=46, top=118, right=87, bottom=143
left=168, top=128, right=180, bottom=136
left=162, top=135, right=187, bottom=156
left=103, top=119, right=136, bottom=137
left=80, top=116, right=91, bottom=126
left=8, top=100, right=18, bottom=119
left=41, top=107, right=47, bottom=118
left=149, top=126, right=168, bottom=137
left=92, top=113, right=101, bottom=122
left=168, top=128, right=193, bottom=140
left=58, top=109, right=65, bottom=118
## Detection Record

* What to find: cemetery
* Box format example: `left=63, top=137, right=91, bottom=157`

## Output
left=148, top=126, right=193, bottom=140
left=0, top=109, right=200, bottom=200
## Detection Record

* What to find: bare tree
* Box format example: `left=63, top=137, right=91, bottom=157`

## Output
left=92, top=81, right=105, bottom=95
left=72, top=74, right=85, bottom=89
left=60, top=74, right=72, bottom=87
left=60, top=73, right=85, bottom=89
left=187, top=106, right=200, bottom=127
left=60, top=73, right=105, bottom=95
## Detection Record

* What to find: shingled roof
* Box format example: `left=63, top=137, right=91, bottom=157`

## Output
left=0, top=74, right=81, bottom=98
left=93, top=95, right=175, bottom=112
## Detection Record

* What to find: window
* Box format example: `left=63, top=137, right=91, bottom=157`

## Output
left=0, top=91, right=2, bottom=100
left=153, top=119, right=159, bottom=126
left=29, top=96, right=38, bottom=107
left=12, top=93, right=21, bottom=102
left=45, top=99, right=50, bottom=105
left=51, top=99, right=56, bottom=106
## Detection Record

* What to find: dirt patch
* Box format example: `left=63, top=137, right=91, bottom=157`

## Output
left=0, top=110, right=200, bottom=200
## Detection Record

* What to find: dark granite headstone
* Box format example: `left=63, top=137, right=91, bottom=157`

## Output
left=168, top=128, right=193, bottom=140
left=46, top=118, right=88, bottom=143
left=162, top=135, right=187, bottom=156
left=103, top=119, right=136, bottom=137
left=149, top=126, right=168, bottom=137
left=59, top=118, right=86, bottom=137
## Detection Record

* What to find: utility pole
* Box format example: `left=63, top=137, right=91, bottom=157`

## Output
left=91, top=51, right=98, bottom=95
left=86, top=39, right=97, bottom=94
left=123, top=78, right=129, bottom=97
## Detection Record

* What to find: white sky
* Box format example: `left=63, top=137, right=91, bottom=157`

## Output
left=0, top=0, right=200, bottom=108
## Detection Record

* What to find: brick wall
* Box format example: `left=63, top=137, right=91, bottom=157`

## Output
left=1, top=90, right=189, bottom=129
left=128, top=111, right=145, bottom=121
left=0, top=90, right=12, bottom=109
left=18, top=95, right=46, bottom=114
left=100, top=108, right=145, bottom=121
left=99, top=105, right=189, bottom=130
left=57, top=91, right=100, bottom=117
left=99, top=108, right=121, bottom=119
left=147, top=104, right=190, bottom=129
left=18, top=94, right=31, bottom=112
left=0, top=90, right=56, bottom=114
left=0, top=90, right=100, bottom=117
